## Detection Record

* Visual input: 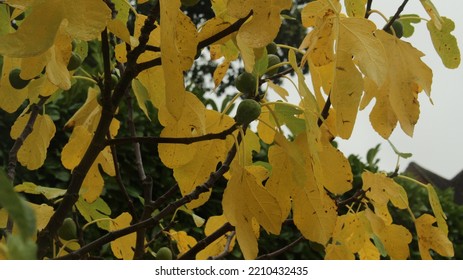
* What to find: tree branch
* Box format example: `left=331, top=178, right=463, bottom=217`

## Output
left=36, top=3, right=161, bottom=259
left=383, top=0, right=409, bottom=31
left=256, top=235, right=305, bottom=260
left=55, top=137, right=239, bottom=259
left=178, top=223, right=234, bottom=260
left=106, top=124, right=238, bottom=146
left=365, top=0, right=373, bottom=18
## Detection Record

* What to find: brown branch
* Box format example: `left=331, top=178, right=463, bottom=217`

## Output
left=6, top=97, right=48, bottom=233
left=383, top=0, right=409, bottom=31
left=365, top=0, right=373, bottom=18
left=178, top=223, right=235, bottom=260
left=256, top=235, right=305, bottom=260
left=101, top=28, right=113, bottom=111
left=317, top=94, right=331, bottom=127
left=107, top=132, right=137, bottom=218
left=106, top=124, right=238, bottom=146
left=336, top=188, right=368, bottom=209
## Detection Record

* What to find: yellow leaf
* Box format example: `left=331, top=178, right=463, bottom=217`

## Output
left=223, top=162, right=281, bottom=259
left=14, top=182, right=66, bottom=201
left=198, top=17, right=232, bottom=45
left=344, top=0, right=367, bottom=18
left=420, top=0, right=444, bottom=30
left=365, top=209, right=412, bottom=259
left=325, top=244, right=355, bottom=260
left=160, top=0, right=198, bottom=120
left=10, top=113, right=56, bottom=170
left=45, top=28, right=73, bottom=89
left=256, top=104, right=276, bottom=144
left=158, top=93, right=206, bottom=168
left=267, top=80, right=289, bottom=101
left=0, top=0, right=110, bottom=57
left=61, top=126, right=92, bottom=171
left=213, top=60, right=231, bottom=88
left=427, top=17, right=460, bottom=69
left=0, top=56, right=28, bottom=113
left=425, top=184, right=448, bottom=235
left=319, top=141, right=353, bottom=195
left=110, top=212, right=136, bottom=260
left=358, top=239, right=380, bottom=260
left=362, top=30, right=432, bottom=137
left=196, top=215, right=235, bottom=260
left=362, top=171, right=409, bottom=224
left=332, top=212, right=365, bottom=253
left=293, top=182, right=337, bottom=245
left=415, top=214, right=454, bottom=259
left=28, top=203, right=54, bottom=231
left=169, top=229, right=197, bottom=257
left=174, top=110, right=235, bottom=209
left=137, top=66, right=165, bottom=109
left=64, top=86, right=101, bottom=131
left=301, top=0, right=339, bottom=28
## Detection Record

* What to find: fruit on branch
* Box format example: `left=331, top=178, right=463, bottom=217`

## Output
left=67, top=52, right=83, bottom=71
left=156, top=247, right=173, bottom=260
left=8, top=68, right=30, bottom=90
left=235, top=72, right=257, bottom=96
left=386, top=21, right=404, bottom=39
left=266, top=54, right=281, bottom=76
left=58, top=218, right=77, bottom=240
left=235, top=99, right=262, bottom=125
left=266, top=42, right=278, bottom=55
left=181, top=0, right=200, bottom=7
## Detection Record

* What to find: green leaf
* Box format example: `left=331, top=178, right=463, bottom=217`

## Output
left=274, top=102, right=306, bottom=136
left=427, top=17, right=461, bottom=69
left=5, top=235, right=37, bottom=260
left=0, top=170, right=36, bottom=240
left=387, top=140, right=412, bottom=159
left=398, top=15, right=421, bottom=38
left=75, top=196, right=111, bottom=231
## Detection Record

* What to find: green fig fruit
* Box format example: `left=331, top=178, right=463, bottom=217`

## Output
left=156, top=247, right=173, bottom=260
left=67, top=53, right=82, bottom=71
left=266, top=42, right=278, bottom=55
left=235, top=99, right=261, bottom=125
left=58, top=218, right=77, bottom=241
left=8, top=68, right=30, bottom=90
left=266, top=54, right=281, bottom=76
left=386, top=21, right=403, bottom=39
left=235, top=72, right=257, bottom=96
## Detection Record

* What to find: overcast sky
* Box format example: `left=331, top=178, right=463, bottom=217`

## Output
left=333, top=0, right=463, bottom=179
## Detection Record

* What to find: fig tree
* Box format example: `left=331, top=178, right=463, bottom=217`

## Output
left=266, top=54, right=281, bottom=76
left=58, top=218, right=77, bottom=240
left=156, top=247, right=173, bottom=260
left=235, top=72, right=257, bottom=96
left=8, top=68, right=30, bottom=90
left=235, top=99, right=261, bottom=125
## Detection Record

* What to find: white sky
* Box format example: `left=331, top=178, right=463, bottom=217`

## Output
left=274, top=0, right=463, bottom=179
left=335, top=0, right=463, bottom=179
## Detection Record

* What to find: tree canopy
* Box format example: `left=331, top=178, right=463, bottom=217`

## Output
left=0, top=0, right=460, bottom=260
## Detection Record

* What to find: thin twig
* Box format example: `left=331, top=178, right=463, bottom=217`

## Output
left=106, top=124, right=238, bottom=146
left=178, top=223, right=235, bottom=260
left=210, top=231, right=235, bottom=260
left=256, top=235, right=305, bottom=260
